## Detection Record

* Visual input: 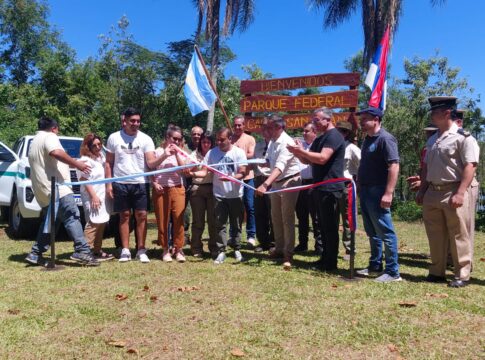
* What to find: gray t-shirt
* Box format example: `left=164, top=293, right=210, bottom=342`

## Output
left=204, top=146, right=247, bottom=199
left=358, top=128, right=399, bottom=187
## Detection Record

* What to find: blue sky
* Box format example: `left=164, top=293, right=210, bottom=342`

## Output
left=48, top=0, right=485, bottom=111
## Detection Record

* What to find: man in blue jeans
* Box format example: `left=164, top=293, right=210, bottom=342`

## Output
left=25, top=117, right=99, bottom=266
left=356, top=107, right=401, bottom=282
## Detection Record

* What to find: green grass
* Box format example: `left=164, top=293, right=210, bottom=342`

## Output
left=0, top=217, right=484, bottom=359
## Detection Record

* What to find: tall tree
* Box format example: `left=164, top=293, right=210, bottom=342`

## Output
left=192, top=0, right=255, bottom=132
left=308, top=0, right=445, bottom=66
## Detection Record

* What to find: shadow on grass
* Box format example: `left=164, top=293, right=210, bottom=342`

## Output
left=398, top=252, right=431, bottom=270
left=9, top=252, right=94, bottom=268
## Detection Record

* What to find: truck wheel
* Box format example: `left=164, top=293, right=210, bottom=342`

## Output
left=0, top=206, right=8, bottom=221
left=9, top=191, right=36, bottom=239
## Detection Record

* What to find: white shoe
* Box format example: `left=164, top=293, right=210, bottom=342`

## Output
left=119, top=248, right=131, bottom=262
left=247, top=237, right=256, bottom=247
left=162, top=250, right=173, bottom=262
left=175, top=251, right=186, bottom=263
left=234, top=250, right=243, bottom=263
left=136, top=249, right=150, bottom=263
left=375, top=273, right=402, bottom=283
left=214, top=252, right=226, bottom=265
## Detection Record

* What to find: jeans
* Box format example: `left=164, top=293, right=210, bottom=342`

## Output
left=360, top=185, right=400, bottom=277
left=230, top=178, right=256, bottom=240
left=32, top=194, right=91, bottom=255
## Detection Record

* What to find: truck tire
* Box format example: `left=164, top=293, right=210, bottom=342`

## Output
left=9, top=191, right=37, bottom=239
left=0, top=206, right=8, bottom=221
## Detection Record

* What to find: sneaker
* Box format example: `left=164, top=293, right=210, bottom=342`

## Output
left=356, top=267, right=382, bottom=276
left=93, top=252, right=115, bottom=262
left=247, top=237, right=256, bottom=247
left=283, top=261, right=292, bottom=270
left=192, top=252, right=204, bottom=259
left=25, top=252, right=44, bottom=266
left=234, top=250, right=243, bottom=262
left=175, top=251, right=186, bottom=263
left=162, top=250, right=173, bottom=262
left=119, top=248, right=132, bottom=262
left=375, top=273, right=402, bottom=283
left=214, top=252, right=226, bottom=265
left=70, top=252, right=100, bottom=266
left=136, top=249, right=150, bottom=263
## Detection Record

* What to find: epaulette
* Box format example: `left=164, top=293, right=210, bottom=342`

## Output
left=457, top=128, right=470, bottom=137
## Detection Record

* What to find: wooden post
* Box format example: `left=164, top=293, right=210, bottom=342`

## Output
left=194, top=45, right=233, bottom=131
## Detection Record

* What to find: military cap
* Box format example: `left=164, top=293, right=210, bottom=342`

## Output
left=454, top=109, right=466, bottom=120
left=356, top=106, right=383, bottom=118
left=428, top=96, right=457, bottom=111
left=423, top=123, right=438, bottom=131
left=336, top=121, right=353, bottom=131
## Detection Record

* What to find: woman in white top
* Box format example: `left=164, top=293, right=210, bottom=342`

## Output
left=77, top=133, right=113, bottom=261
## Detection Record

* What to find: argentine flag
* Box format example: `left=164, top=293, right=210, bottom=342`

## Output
left=364, top=26, right=390, bottom=111
left=184, top=51, right=217, bottom=116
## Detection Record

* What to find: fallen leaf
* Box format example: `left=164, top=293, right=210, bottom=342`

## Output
left=194, top=298, right=203, bottom=304
left=7, top=309, right=20, bottom=315
left=387, top=344, right=398, bottom=352
left=107, top=340, right=127, bottom=348
left=425, top=293, right=449, bottom=299
left=177, top=286, right=200, bottom=292
left=331, top=284, right=338, bottom=288
left=150, top=295, right=158, bottom=302
left=94, top=328, right=102, bottom=333
left=480, top=258, right=485, bottom=262
left=398, top=301, right=417, bottom=308
left=162, top=345, right=169, bottom=351
left=230, top=348, right=245, bottom=357
left=115, top=294, right=128, bottom=301
left=127, top=348, right=139, bottom=355
left=143, top=285, right=150, bottom=292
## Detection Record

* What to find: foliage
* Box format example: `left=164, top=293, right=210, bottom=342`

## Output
left=393, top=200, right=423, bottom=222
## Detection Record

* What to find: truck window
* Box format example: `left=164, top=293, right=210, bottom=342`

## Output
left=26, top=139, right=82, bottom=159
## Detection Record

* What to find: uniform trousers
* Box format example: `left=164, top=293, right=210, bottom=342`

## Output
left=423, top=186, right=472, bottom=281
left=189, top=183, right=216, bottom=254
left=152, top=185, right=185, bottom=251
left=468, top=180, right=479, bottom=263
left=270, top=175, right=301, bottom=259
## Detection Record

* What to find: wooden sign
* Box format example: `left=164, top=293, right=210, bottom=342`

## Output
left=240, top=73, right=360, bottom=93
left=240, top=90, right=358, bottom=113
left=245, top=112, right=357, bottom=133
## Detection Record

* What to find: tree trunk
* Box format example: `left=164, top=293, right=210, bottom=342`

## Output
left=206, top=0, right=220, bottom=134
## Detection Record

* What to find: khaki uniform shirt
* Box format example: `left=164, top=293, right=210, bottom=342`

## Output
left=425, top=123, right=478, bottom=184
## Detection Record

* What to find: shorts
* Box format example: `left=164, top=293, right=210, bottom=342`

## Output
left=113, top=182, right=150, bottom=212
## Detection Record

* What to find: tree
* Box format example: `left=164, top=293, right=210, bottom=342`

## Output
left=307, top=0, right=445, bottom=66
left=192, top=0, right=255, bottom=132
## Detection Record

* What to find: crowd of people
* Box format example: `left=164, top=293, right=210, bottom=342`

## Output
left=24, top=96, right=479, bottom=287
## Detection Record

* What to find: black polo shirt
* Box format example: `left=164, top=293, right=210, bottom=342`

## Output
left=310, top=128, right=345, bottom=192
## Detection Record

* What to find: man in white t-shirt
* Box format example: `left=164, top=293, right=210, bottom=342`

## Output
left=25, top=117, right=99, bottom=267
left=106, top=107, right=157, bottom=263
left=191, top=128, right=247, bottom=264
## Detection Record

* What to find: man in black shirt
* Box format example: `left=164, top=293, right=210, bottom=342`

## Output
left=288, top=107, right=345, bottom=270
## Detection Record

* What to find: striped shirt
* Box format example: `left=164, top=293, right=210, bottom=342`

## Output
left=153, top=148, right=183, bottom=187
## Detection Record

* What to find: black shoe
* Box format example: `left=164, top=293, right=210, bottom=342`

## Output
left=425, top=274, right=447, bottom=283
left=254, top=246, right=268, bottom=253
left=70, top=252, right=100, bottom=266
left=448, top=279, right=469, bottom=288
left=314, top=247, right=324, bottom=256
left=294, top=244, right=308, bottom=252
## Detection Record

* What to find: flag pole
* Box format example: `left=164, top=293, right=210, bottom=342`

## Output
left=194, top=45, right=233, bottom=131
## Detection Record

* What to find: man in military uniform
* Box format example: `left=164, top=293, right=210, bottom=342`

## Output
left=416, top=96, right=478, bottom=288
left=454, top=109, right=480, bottom=266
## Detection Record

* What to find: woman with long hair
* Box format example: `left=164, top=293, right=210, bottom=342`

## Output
left=78, top=133, right=113, bottom=261
left=152, top=125, right=186, bottom=262
left=185, top=133, right=217, bottom=257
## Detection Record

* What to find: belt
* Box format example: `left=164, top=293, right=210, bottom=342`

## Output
left=162, top=184, right=184, bottom=189
left=430, top=182, right=459, bottom=191
left=275, top=173, right=300, bottom=184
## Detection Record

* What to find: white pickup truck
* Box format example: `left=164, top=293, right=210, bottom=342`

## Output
left=0, top=135, right=84, bottom=238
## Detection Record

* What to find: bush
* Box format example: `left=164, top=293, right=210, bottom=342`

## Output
left=394, top=201, right=423, bottom=222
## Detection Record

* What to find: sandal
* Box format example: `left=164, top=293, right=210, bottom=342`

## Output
left=93, top=251, right=114, bottom=261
